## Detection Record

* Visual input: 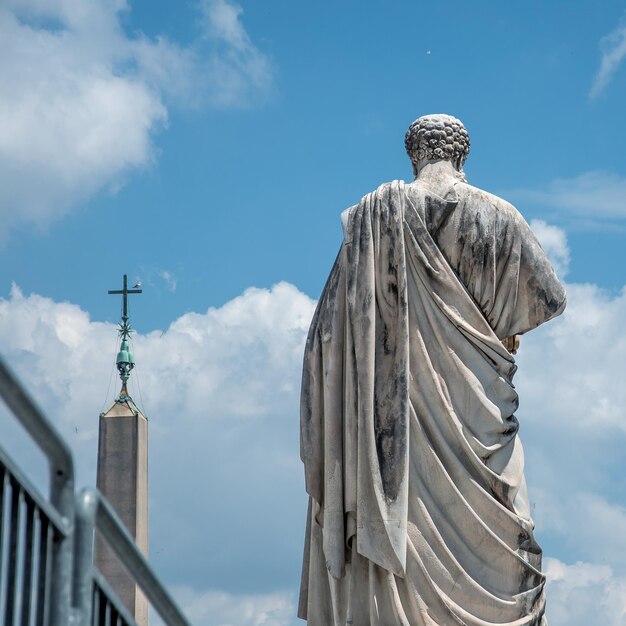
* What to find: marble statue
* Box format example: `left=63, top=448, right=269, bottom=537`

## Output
left=298, top=114, right=566, bottom=625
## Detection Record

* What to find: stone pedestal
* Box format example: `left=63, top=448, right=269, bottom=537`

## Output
left=95, top=397, right=148, bottom=626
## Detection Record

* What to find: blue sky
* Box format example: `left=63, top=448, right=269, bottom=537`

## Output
left=1, top=1, right=626, bottom=625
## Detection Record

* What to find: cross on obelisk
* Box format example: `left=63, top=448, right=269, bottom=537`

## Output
left=97, top=273, right=148, bottom=626
left=108, top=275, right=142, bottom=395
left=108, top=273, right=142, bottom=332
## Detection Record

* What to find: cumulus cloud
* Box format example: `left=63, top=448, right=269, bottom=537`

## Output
left=516, top=280, right=626, bottom=436
left=508, top=171, right=626, bottom=220
left=158, top=270, right=177, bottom=293
left=545, top=558, right=626, bottom=626
left=152, top=588, right=297, bottom=626
left=530, top=219, right=570, bottom=277
left=590, top=17, right=626, bottom=99
left=135, top=267, right=179, bottom=294
left=0, top=0, right=272, bottom=239
left=197, top=0, right=274, bottom=108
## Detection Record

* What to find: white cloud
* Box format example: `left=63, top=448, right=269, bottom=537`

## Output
left=197, top=0, right=274, bottom=108
left=590, top=18, right=626, bottom=99
left=137, top=281, right=315, bottom=421
left=152, top=588, right=298, bottom=626
left=159, top=270, right=178, bottom=293
left=532, top=490, right=626, bottom=575
left=0, top=0, right=272, bottom=239
left=158, top=270, right=177, bottom=293
left=545, top=558, right=626, bottom=626
left=508, top=171, right=626, bottom=220
left=135, top=267, right=179, bottom=294
left=530, top=219, right=570, bottom=277
left=0, top=3, right=167, bottom=238
left=516, top=280, right=626, bottom=436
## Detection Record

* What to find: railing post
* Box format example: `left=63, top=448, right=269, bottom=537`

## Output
left=72, top=489, right=99, bottom=626
left=50, top=467, right=75, bottom=626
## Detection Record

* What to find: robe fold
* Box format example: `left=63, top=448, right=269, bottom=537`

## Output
left=299, top=180, right=566, bottom=626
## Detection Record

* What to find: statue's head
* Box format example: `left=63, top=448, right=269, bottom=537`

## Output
left=405, top=114, right=470, bottom=177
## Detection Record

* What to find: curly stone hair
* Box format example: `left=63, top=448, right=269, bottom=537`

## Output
left=404, top=114, right=470, bottom=175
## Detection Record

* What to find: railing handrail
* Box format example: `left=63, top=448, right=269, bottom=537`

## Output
left=74, top=488, right=193, bottom=626
left=0, top=356, right=74, bottom=492
left=0, top=354, right=75, bottom=626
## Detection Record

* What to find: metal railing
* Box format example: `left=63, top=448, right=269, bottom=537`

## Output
left=0, top=355, right=193, bottom=626
left=0, top=356, right=74, bottom=626
left=0, top=446, right=72, bottom=626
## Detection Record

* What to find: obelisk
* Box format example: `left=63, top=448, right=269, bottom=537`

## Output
left=95, top=275, right=148, bottom=625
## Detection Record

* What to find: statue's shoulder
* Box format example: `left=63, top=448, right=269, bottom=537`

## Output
left=454, top=182, right=526, bottom=226
left=455, top=182, right=515, bottom=212
left=341, top=181, right=403, bottom=242
left=360, top=180, right=400, bottom=203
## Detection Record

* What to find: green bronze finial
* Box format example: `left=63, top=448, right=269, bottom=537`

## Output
left=108, top=274, right=142, bottom=399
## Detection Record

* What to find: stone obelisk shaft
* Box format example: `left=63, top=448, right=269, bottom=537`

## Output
left=95, top=400, right=148, bottom=624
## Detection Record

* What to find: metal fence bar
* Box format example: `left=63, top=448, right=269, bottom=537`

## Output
left=21, top=497, right=36, bottom=626
left=35, top=515, right=50, bottom=626
left=0, top=467, right=6, bottom=605
left=4, top=480, right=21, bottom=626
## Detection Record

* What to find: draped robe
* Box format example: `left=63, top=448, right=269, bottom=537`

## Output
left=299, top=179, right=566, bottom=626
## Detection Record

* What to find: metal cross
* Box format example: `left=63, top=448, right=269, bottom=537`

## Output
left=108, top=274, right=142, bottom=326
